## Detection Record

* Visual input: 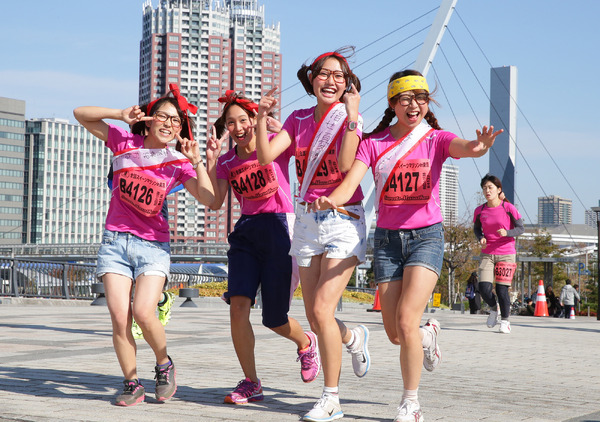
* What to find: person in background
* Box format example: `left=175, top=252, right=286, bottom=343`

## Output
left=465, top=271, right=481, bottom=314
left=560, top=279, right=580, bottom=319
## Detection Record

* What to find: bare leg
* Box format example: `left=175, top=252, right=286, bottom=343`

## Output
left=229, top=295, right=258, bottom=382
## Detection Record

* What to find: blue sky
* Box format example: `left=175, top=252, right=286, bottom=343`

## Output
left=2, top=0, right=599, bottom=224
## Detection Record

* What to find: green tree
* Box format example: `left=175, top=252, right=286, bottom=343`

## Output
left=441, top=221, right=479, bottom=306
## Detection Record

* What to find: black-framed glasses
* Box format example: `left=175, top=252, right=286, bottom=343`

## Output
left=397, top=93, right=429, bottom=106
left=154, top=111, right=182, bottom=128
left=315, top=69, right=346, bottom=84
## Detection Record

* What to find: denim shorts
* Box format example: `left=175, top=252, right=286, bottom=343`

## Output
left=374, top=223, right=444, bottom=283
left=225, top=213, right=294, bottom=328
left=290, top=204, right=367, bottom=267
left=96, top=229, right=171, bottom=281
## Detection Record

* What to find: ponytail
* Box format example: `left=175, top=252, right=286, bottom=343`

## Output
left=363, top=107, right=396, bottom=138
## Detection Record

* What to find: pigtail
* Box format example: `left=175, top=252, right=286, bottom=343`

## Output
left=424, top=110, right=442, bottom=130
left=363, top=107, right=396, bottom=138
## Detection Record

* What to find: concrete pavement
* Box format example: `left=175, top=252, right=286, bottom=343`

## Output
left=1, top=297, right=600, bottom=422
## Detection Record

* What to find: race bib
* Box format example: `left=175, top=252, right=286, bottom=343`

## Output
left=296, top=146, right=342, bottom=189
left=118, top=170, right=168, bottom=217
left=495, top=261, right=517, bottom=285
left=229, top=161, right=278, bottom=201
left=382, top=158, right=432, bottom=205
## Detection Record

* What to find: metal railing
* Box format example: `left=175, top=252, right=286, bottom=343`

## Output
left=0, top=258, right=228, bottom=300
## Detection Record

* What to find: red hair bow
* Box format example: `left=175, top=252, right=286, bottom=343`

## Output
left=217, top=90, right=259, bottom=114
left=169, top=83, right=198, bottom=115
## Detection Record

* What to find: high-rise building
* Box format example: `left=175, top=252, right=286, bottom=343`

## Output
left=439, top=163, right=459, bottom=225
left=139, top=0, right=281, bottom=243
left=24, top=118, right=111, bottom=244
left=0, top=97, right=26, bottom=244
left=538, top=195, right=572, bottom=226
left=585, top=202, right=599, bottom=228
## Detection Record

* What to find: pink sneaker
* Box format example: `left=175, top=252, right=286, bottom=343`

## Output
left=224, top=378, right=263, bottom=405
left=297, top=331, right=321, bottom=383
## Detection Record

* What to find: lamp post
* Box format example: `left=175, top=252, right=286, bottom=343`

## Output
left=591, top=207, right=600, bottom=321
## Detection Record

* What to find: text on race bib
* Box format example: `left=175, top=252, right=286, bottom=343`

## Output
left=119, top=171, right=167, bottom=217
left=382, top=159, right=432, bottom=205
left=229, top=161, right=278, bottom=201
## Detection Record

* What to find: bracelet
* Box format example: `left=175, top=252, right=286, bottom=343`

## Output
left=192, top=161, right=200, bottom=169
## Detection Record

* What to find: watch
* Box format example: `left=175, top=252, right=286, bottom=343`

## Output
left=347, top=120, right=357, bottom=131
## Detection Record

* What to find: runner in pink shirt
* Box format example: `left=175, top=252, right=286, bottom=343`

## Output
left=314, top=69, right=502, bottom=422
left=473, top=174, right=524, bottom=334
left=256, top=48, right=371, bottom=422
left=73, top=86, right=214, bottom=407
left=205, top=91, right=319, bottom=405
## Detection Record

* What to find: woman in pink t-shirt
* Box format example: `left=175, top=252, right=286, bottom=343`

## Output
left=473, top=174, right=524, bottom=334
left=256, top=48, right=370, bottom=422
left=73, top=88, right=214, bottom=407
left=314, top=69, right=502, bottom=422
left=205, top=91, right=318, bottom=405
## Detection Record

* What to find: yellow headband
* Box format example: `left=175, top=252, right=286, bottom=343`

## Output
left=387, top=76, right=429, bottom=99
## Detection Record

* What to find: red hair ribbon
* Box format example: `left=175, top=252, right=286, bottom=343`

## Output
left=217, top=90, right=259, bottom=114
left=146, top=83, right=198, bottom=141
left=310, top=52, right=348, bottom=71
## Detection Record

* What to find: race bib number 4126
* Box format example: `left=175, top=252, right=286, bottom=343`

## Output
left=118, top=171, right=167, bottom=217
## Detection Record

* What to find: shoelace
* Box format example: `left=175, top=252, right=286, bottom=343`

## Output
left=297, top=349, right=316, bottom=369
left=155, top=365, right=171, bottom=385
left=233, top=379, right=257, bottom=397
left=397, top=400, right=418, bottom=416
left=123, top=381, right=139, bottom=394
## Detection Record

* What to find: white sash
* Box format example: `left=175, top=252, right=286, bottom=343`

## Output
left=113, top=148, right=189, bottom=173
left=298, top=102, right=347, bottom=200
left=374, top=121, right=433, bottom=210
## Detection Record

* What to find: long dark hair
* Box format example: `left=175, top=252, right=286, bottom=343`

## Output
left=364, top=69, right=441, bottom=138
left=297, top=46, right=361, bottom=99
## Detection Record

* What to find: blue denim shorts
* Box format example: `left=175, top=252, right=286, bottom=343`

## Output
left=373, top=223, right=444, bottom=283
left=290, top=205, right=367, bottom=267
left=96, top=229, right=171, bottom=281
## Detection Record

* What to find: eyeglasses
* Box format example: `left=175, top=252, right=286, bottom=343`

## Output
left=396, top=93, right=429, bottom=106
left=315, top=69, right=346, bottom=84
left=154, top=111, right=182, bottom=128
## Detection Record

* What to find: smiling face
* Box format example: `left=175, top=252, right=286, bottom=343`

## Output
left=310, top=57, right=347, bottom=107
left=225, top=104, right=256, bottom=150
left=146, top=102, right=182, bottom=148
left=390, top=89, right=429, bottom=133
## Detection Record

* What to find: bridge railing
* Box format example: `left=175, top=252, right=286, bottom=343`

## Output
left=0, top=258, right=228, bottom=300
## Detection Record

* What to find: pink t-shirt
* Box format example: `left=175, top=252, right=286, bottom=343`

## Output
left=473, top=201, right=522, bottom=255
left=281, top=106, right=364, bottom=204
left=216, top=134, right=294, bottom=214
left=355, top=127, right=457, bottom=229
left=105, top=124, right=196, bottom=242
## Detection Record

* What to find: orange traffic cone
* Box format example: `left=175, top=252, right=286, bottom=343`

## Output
left=367, top=286, right=381, bottom=312
left=570, top=307, right=576, bottom=319
left=534, top=280, right=549, bottom=317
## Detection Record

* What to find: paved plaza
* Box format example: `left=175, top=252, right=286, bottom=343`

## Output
left=1, top=297, right=599, bottom=422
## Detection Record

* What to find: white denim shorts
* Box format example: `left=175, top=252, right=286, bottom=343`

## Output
left=290, top=204, right=367, bottom=267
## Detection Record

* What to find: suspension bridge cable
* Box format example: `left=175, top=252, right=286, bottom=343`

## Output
left=454, top=10, right=588, bottom=213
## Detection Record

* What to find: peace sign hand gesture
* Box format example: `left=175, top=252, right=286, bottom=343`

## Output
left=121, top=105, right=153, bottom=126
left=206, top=125, right=229, bottom=165
left=177, top=132, right=202, bottom=168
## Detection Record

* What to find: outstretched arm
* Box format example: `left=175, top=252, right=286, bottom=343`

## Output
left=256, top=87, right=293, bottom=165
left=73, top=106, right=151, bottom=142
left=448, top=125, right=503, bottom=158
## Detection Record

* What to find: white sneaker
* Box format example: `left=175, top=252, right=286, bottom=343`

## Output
left=499, top=320, right=511, bottom=334
left=394, top=399, right=424, bottom=422
left=302, top=394, right=343, bottom=422
left=422, top=318, right=441, bottom=372
left=486, top=309, right=499, bottom=328
left=347, top=325, right=370, bottom=378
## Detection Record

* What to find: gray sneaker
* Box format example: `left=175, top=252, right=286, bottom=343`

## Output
left=154, top=356, right=177, bottom=401
left=303, top=394, right=343, bottom=421
left=347, top=325, right=370, bottom=378
left=115, top=379, right=145, bottom=406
